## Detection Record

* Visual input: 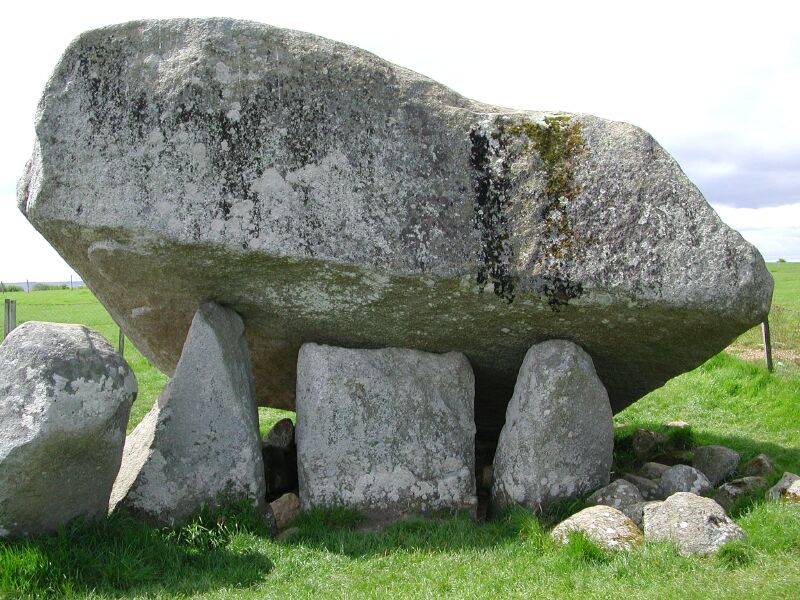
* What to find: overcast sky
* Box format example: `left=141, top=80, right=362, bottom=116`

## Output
left=1, top=0, right=798, bottom=282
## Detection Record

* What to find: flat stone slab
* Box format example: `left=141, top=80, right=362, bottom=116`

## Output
left=18, top=18, right=772, bottom=440
left=109, top=303, right=265, bottom=525
left=296, top=343, right=476, bottom=521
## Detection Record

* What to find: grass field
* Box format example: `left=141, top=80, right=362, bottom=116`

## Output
left=0, top=265, right=798, bottom=599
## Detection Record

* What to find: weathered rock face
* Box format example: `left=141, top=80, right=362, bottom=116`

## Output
left=296, top=343, right=476, bottom=521
left=714, top=476, right=768, bottom=510
left=491, top=340, right=613, bottom=511
left=0, top=322, right=137, bottom=538
left=18, top=18, right=772, bottom=440
left=692, top=445, right=740, bottom=486
left=766, top=472, right=800, bottom=501
left=643, top=492, right=745, bottom=555
left=551, top=506, right=643, bottom=551
left=109, top=303, right=265, bottom=525
left=658, top=465, right=712, bottom=497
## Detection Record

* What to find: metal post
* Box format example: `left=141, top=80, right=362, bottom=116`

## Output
left=118, top=328, right=125, bottom=357
left=762, top=319, right=773, bottom=372
left=3, top=299, right=9, bottom=340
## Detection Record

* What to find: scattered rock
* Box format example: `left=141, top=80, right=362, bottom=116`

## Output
left=766, top=472, right=800, bottom=501
left=110, top=303, right=266, bottom=525
left=296, top=344, right=476, bottom=521
left=625, top=501, right=662, bottom=529
left=664, top=420, right=690, bottom=430
left=492, top=340, right=613, bottom=512
left=782, top=480, right=800, bottom=503
left=263, top=418, right=294, bottom=450
left=551, top=506, right=643, bottom=551
left=632, top=429, right=667, bottom=461
left=639, top=462, right=670, bottom=480
left=0, top=322, right=137, bottom=538
left=692, top=445, right=740, bottom=486
left=650, top=449, right=694, bottom=466
left=714, top=477, right=769, bottom=510
left=643, top=492, right=745, bottom=555
left=587, top=479, right=643, bottom=510
left=262, top=419, right=298, bottom=501
left=270, top=492, right=300, bottom=530
left=623, top=473, right=662, bottom=501
left=743, top=454, right=775, bottom=477
left=658, top=465, right=712, bottom=497
left=20, top=18, right=772, bottom=443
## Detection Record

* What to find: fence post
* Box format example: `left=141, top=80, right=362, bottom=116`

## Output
left=3, top=300, right=15, bottom=340
left=3, top=299, right=9, bottom=340
left=762, top=319, right=773, bottom=372
left=118, top=328, right=125, bottom=357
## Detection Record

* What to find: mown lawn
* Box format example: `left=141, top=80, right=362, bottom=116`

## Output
left=0, top=265, right=798, bottom=599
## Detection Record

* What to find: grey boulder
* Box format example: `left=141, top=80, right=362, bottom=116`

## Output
left=551, top=505, right=643, bottom=551
left=296, top=343, right=476, bottom=522
left=692, top=445, right=740, bottom=486
left=0, top=322, right=136, bottom=538
left=270, top=492, right=300, bottom=530
left=643, top=492, right=745, bottom=555
left=622, top=473, right=662, bottom=501
left=766, top=472, right=800, bottom=501
left=743, top=454, right=775, bottom=477
left=109, top=303, right=265, bottom=525
left=18, top=18, right=772, bottom=443
left=632, top=429, right=667, bottom=462
left=492, top=340, right=613, bottom=512
left=714, top=477, right=768, bottom=510
left=639, top=462, right=670, bottom=480
left=586, top=479, right=644, bottom=524
left=658, top=465, right=712, bottom=497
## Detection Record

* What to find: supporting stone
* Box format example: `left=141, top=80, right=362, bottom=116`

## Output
left=491, top=340, right=613, bottom=512
left=109, top=303, right=265, bottom=525
left=296, top=343, right=477, bottom=523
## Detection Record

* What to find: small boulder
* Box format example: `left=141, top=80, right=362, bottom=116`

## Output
left=658, top=465, right=712, bottom=497
left=622, top=473, right=662, bottom=501
left=692, top=445, right=740, bottom=486
left=551, top=505, right=643, bottom=551
left=270, top=492, right=300, bottom=530
left=643, top=492, right=745, bottom=555
left=625, top=500, right=663, bottom=529
left=492, top=340, right=613, bottom=512
left=714, top=477, right=769, bottom=510
left=650, top=449, right=694, bottom=466
left=632, top=429, right=667, bottom=461
left=110, top=303, right=266, bottom=525
left=0, top=322, right=137, bottom=538
left=296, top=344, right=477, bottom=521
left=664, top=420, right=690, bottom=430
left=743, top=454, right=775, bottom=477
left=639, top=462, right=670, bottom=480
left=782, top=480, right=800, bottom=503
left=766, top=472, right=800, bottom=501
left=263, top=418, right=294, bottom=450
left=587, top=479, right=643, bottom=510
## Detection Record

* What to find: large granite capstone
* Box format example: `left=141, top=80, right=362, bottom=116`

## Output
left=18, top=18, right=772, bottom=440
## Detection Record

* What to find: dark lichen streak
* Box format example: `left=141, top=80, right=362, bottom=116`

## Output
left=469, top=125, right=516, bottom=303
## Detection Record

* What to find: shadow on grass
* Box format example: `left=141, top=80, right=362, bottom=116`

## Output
left=283, top=503, right=579, bottom=559
left=0, top=507, right=273, bottom=598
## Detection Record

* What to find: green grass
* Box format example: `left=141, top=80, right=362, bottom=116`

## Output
left=1, top=268, right=799, bottom=598
left=732, top=261, right=800, bottom=361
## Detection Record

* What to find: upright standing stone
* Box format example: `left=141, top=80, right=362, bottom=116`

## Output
left=296, top=343, right=476, bottom=522
left=1, top=322, right=137, bottom=538
left=110, top=303, right=265, bottom=525
left=491, top=340, right=613, bottom=512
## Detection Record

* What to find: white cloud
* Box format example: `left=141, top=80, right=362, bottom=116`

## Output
left=712, top=203, right=800, bottom=261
